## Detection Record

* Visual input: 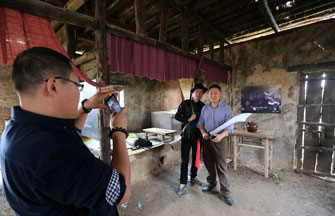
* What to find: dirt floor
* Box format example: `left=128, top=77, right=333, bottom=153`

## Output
left=0, top=163, right=334, bottom=216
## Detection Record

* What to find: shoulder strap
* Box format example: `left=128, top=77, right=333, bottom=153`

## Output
left=190, top=100, right=195, bottom=114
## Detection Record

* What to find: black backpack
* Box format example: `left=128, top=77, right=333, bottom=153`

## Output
left=134, top=138, right=152, bottom=148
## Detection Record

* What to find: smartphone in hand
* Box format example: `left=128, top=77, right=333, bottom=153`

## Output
left=105, top=94, right=121, bottom=114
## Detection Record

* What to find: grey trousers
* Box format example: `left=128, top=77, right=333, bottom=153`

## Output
left=203, top=137, right=230, bottom=195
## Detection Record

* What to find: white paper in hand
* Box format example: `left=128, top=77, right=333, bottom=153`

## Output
left=209, top=113, right=252, bottom=135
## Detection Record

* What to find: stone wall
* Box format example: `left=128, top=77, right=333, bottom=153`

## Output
left=0, top=65, right=19, bottom=135
left=222, top=21, right=335, bottom=170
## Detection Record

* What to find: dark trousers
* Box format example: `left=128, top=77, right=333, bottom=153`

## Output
left=180, top=139, right=200, bottom=184
left=203, top=137, right=230, bottom=195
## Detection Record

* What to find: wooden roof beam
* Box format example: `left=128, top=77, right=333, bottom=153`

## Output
left=168, top=0, right=231, bottom=45
left=0, top=0, right=98, bottom=30
left=52, top=0, right=86, bottom=31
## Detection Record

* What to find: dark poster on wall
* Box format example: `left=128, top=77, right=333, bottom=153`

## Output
left=241, top=86, right=281, bottom=113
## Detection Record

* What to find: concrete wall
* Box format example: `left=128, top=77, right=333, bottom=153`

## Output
left=222, top=21, right=335, bottom=170
left=0, top=65, right=19, bottom=135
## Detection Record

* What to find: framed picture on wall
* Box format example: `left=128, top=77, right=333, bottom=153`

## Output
left=241, top=85, right=281, bottom=113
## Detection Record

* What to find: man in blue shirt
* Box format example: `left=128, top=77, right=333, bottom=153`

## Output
left=197, top=84, right=235, bottom=206
left=0, top=47, right=131, bottom=215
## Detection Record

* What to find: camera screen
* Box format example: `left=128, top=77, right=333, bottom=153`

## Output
left=106, top=95, right=121, bottom=113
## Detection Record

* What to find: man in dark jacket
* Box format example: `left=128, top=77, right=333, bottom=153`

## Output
left=175, top=83, right=207, bottom=194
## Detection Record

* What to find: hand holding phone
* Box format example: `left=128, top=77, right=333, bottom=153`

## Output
left=105, top=94, right=121, bottom=114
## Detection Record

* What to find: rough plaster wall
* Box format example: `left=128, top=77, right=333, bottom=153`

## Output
left=0, top=65, right=19, bottom=135
left=227, top=21, right=335, bottom=170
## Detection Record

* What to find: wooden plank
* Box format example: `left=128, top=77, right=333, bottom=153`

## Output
left=209, top=34, right=214, bottom=61
left=236, top=143, right=264, bottom=149
left=316, top=151, right=332, bottom=174
left=298, top=121, right=335, bottom=127
left=158, top=0, right=167, bottom=42
left=197, top=25, right=203, bottom=56
left=181, top=11, right=189, bottom=50
left=0, top=0, right=98, bottom=30
left=65, top=24, right=76, bottom=59
left=306, top=79, right=322, bottom=105
left=219, top=40, right=224, bottom=64
left=297, top=146, right=334, bottom=152
left=298, top=103, right=335, bottom=108
left=323, top=73, right=335, bottom=104
left=298, top=73, right=307, bottom=107
left=302, top=146, right=317, bottom=171
left=288, top=61, right=335, bottom=72
left=296, top=130, right=303, bottom=169
left=73, top=52, right=95, bottom=65
left=134, top=0, right=146, bottom=35
left=231, top=130, right=278, bottom=140
left=95, top=0, right=110, bottom=164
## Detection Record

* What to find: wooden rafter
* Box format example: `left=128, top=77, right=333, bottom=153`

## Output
left=0, top=0, right=98, bottom=30
left=168, top=0, right=231, bottom=45
left=51, top=0, right=86, bottom=31
left=134, top=0, right=146, bottom=35
left=159, top=0, right=167, bottom=42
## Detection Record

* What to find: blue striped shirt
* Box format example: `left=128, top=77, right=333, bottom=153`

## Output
left=197, top=101, right=234, bottom=134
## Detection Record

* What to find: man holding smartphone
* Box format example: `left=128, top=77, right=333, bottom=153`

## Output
left=0, top=47, right=131, bottom=215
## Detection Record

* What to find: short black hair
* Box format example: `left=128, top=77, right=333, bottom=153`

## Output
left=208, top=84, right=221, bottom=92
left=12, top=47, right=73, bottom=95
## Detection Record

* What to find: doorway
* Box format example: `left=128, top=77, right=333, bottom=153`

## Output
left=296, top=72, right=335, bottom=177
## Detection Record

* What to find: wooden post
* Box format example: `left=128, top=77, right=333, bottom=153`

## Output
left=134, top=0, right=146, bottom=36
left=209, top=34, right=214, bottom=61
left=219, top=40, right=224, bottom=64
left=197, top=25, right=203, bottom=57
left=158, top=0, right=167, bottom=42
left=263, top=139, right=269, bottom=178
left=181, top=11, right=188, bottom=50
left=65, top=24, right=76, bottom=59
left=95, top=0, right=110, bottom=164
left=233, top=135, right=237, bottom=170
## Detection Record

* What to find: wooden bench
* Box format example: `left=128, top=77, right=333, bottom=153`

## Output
left=230, top=130, right=278, bottom=178
left=143, top=127, right=177, bottom=143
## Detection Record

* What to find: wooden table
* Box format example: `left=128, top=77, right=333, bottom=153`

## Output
left=230, top=130, right=278, bottom=178
left=143, top=128, right=177, bottom=143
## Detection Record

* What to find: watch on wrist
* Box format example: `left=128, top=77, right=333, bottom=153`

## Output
left=81, top=99, right=92, bottom=113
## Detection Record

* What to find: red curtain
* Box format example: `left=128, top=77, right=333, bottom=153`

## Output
left=0, top=7, right=67, bottom=65
left=202, top=63, right=228, bottom=83
left=107, top=33, right=228, bottom=83
left=107, top=33, right=201, bottom=81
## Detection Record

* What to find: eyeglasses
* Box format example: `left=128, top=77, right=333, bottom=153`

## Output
left=45, top=77, right=84, bottom=92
